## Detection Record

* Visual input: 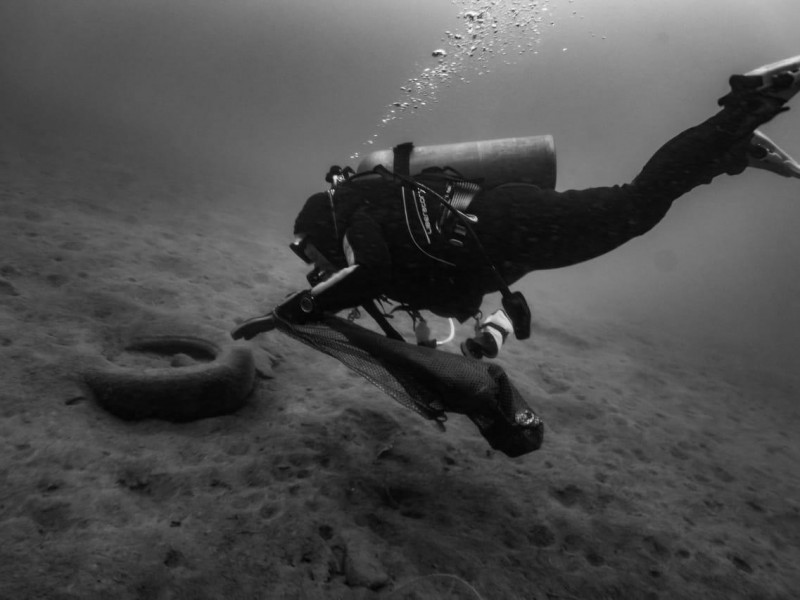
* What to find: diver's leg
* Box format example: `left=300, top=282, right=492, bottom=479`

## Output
left=634, top=54, right=800, bottom=195
left=478, top=55, right=800, bottom=276
left=629, top=99, right=785, bottom=198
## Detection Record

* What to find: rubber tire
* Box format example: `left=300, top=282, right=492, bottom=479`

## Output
left=82, top=336, right=255, bottom=422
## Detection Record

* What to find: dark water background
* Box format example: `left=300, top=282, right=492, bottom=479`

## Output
left=2, top=0, right=799, bottom=370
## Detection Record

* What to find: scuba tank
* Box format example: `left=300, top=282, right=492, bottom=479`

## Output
left=356, top=135, right=557, bottom=190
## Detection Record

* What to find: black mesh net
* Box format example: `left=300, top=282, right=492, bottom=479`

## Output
left=275, top=314, right=544, bottom=457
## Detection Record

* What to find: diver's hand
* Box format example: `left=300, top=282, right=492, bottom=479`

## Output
left=231, top=292, right=321, bottom=340
left=230, top=313, right=277, bottom=340
left=273, top=290, right=321, bottom=324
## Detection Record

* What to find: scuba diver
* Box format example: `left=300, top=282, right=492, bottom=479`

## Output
left=233, top=55, right=800, bottom=358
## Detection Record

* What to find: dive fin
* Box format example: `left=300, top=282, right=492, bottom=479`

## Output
left=748, top=129, right=800, bottom=179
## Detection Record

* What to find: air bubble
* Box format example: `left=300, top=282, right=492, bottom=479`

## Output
left=352, top=0, right=581, bottom=156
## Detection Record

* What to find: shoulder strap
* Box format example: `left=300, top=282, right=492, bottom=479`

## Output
left=392, top=142, right=414, bottom=177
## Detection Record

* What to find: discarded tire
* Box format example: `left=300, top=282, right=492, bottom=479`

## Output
left=82, top=336, right=255, bottom=422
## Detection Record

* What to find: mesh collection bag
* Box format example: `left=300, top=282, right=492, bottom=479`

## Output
left=275, top=314, right=544, bottom=457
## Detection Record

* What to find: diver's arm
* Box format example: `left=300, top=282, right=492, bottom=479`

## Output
left=276, top=214, right=390, bottom=321
left=234, top=259, right=384, bottom=338
left=307, top=264, right=380, bottom=312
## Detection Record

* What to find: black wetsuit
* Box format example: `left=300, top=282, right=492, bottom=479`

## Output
left=296, top=98, right=782, bottom=322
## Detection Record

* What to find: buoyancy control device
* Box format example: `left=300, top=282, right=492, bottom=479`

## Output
left=338, top=135, right=557, bottom=341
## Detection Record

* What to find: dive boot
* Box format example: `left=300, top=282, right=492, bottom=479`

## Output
left=721, top=54, right=800, bottom=106
left=748, top=129, right=800, bottom=179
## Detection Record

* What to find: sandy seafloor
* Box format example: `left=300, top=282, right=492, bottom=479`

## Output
left=1, top=122, right=799, bottom=600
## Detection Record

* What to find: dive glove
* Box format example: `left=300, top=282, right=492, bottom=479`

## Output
left=230, top=313, right=277, bottom=340
left=231, top=291, right=321, bottom=340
